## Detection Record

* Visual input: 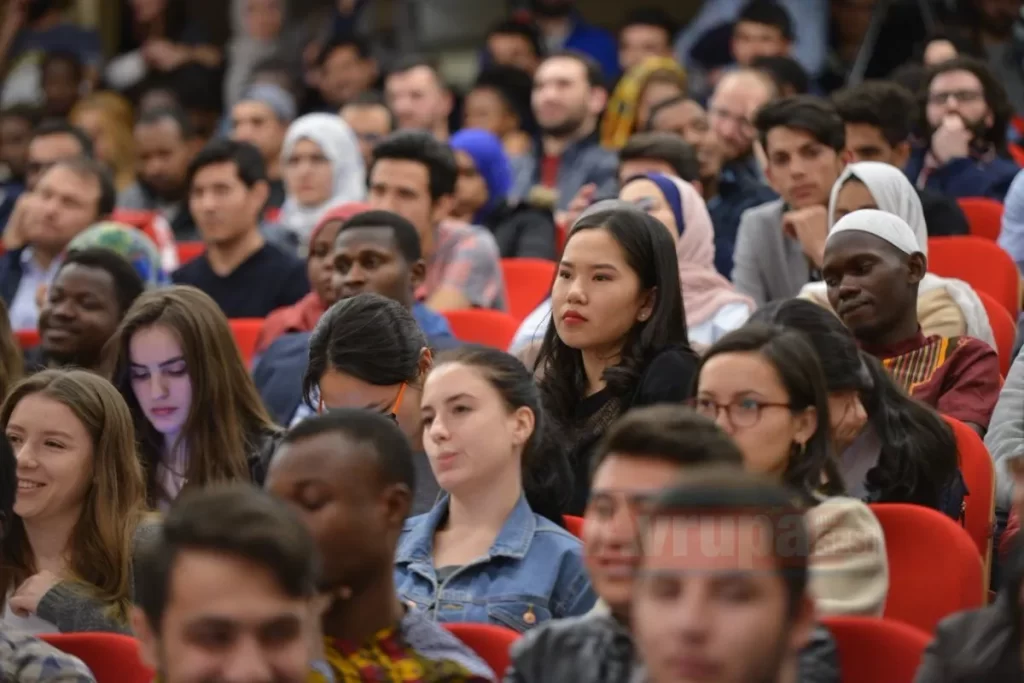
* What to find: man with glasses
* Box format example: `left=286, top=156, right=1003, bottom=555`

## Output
left=707, top=68, right=777, bottom=183
left=905, top=56, right=1019, bottom=202
left=505, top=405, right=839, bottom=683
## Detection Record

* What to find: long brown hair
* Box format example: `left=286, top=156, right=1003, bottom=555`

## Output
left=0, top=299, right=22, bottom=400
left=105, top=286, right=278, bottom=505
left=0, top=369, right=147, bottom=623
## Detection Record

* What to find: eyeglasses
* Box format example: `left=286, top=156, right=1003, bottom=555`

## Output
left=927, top=90, right=984, bottom=106
left=687, top=397, right=792, bottom=429
left=318, top=382, right=407, bottom=423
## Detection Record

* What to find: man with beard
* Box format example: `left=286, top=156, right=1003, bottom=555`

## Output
left=648, top=95, right=776, bottom=277
left=266, top=410, right=496, bottom=682
left=513, top=51, right=617, bottom=215
left=527, top=0, right=617, bottom=81
left=132, top=483, right=324, bottom=683
left=905, top=56, right=1020, bottom=201
left=118, top=106, right=201, bottom=239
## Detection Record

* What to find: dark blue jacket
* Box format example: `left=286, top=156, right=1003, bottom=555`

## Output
left=707, top=169, right=777, bottom=278
left=0, top=247, right=27, bottom=305
left=904, top=148, right=1020, bottom=202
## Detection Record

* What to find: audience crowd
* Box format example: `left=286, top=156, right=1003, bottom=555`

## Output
left=5, top=0, right=1024, bottom=682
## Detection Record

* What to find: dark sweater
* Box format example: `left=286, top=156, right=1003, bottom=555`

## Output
left=35, top=521, right=160, bottom=634
left=558, top=345, right=699, bottom=514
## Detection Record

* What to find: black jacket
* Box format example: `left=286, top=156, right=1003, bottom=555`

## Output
left=483, top=201, right=558, bottom=261
left=918, top=187, right=970, bottom=238
left=504, top=609, right=840, bottom=683
left=913, top=593, right=1023, bottom=683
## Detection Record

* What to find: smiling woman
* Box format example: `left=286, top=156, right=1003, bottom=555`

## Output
left=0, top=369, right=149, bottom=634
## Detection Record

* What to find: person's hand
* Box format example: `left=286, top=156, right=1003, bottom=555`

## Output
left=931, top=113, right=972, bottom=164
left=142, top=39, right=188, bottom=71
left=782, top=205, right=829, bottom=267
left=2, top=192, right=35, bottom=250
left=557, top=183, right=597, bottom=228
left=9, top=570, right=60, bottom=617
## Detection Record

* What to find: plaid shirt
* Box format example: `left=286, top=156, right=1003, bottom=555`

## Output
left=0, top=629, right=96, bottom=682
left=416, top=221, right=506, bottom=311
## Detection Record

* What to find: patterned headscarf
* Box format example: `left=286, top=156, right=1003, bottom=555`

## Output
left=68, top=222, right=169, bottom=288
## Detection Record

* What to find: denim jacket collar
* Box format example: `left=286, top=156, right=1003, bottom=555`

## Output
left=395, top=493, right=537, bottom=565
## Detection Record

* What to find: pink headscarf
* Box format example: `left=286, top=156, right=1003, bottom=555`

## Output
left=666, top=175, right=754, bottom=326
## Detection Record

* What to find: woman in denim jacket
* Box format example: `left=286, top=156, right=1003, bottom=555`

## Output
left=394, top=346, right=597, bottom=633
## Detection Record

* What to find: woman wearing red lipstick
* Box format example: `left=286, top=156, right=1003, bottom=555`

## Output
left=106, top=286, right=281, bottom=510
left=536, top=205, right=698, bottom=514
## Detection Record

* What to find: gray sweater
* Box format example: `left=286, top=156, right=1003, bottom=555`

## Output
left=731, top=199, right=815, bottom=306
left=33, top=522, right=160, bottom=634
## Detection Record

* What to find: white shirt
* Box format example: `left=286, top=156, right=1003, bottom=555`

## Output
left=9, top=248, right=62, bottom=331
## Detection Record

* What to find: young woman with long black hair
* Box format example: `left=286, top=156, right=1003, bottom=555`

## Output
left=535, top=205, right=697, bottom=513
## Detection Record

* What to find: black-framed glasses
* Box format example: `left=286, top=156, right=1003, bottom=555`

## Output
left=687, top=397, right=792, bottom=429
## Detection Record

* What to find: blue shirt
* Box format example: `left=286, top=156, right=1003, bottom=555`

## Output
left=394, top=494, right=596, bottom=633
left=9, top=248, right=62, bottom=331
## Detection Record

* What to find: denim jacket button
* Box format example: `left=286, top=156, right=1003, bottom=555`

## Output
left=523, top=606, right=536, bottom=625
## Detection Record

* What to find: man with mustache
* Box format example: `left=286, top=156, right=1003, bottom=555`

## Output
left=905, top=56, right=1019, bottom=202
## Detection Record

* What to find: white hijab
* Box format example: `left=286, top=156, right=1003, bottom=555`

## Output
left=279, top=114, right=366, bottom=248
left=801, top=161, right=995, bottom=347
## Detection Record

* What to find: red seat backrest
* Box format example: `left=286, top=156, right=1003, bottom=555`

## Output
left=977, top=289, right=1016, bottom=376
left=443, top=309, right=520, bottom=350
left=956, top=197, right=1004, bottom=241
left=821, top=616, right=930, bottom=683
left=501, top=258, right=556, bottom=322
left=942, top=415, right=995, bottom=564
left=563, top=514, right=584, bottom=539
left=110, top=209, right=165, bottom=250
left=176, top=241, right=205, bottom=265
left=443, top=622, right=519, bottom=677
left=40, top=633, right=153, bottom=683
left=15, top=328, right=40, bottom=348
left=228, top=318, right=265, bottom=367
left=869, top=503, right=985, bottom=633
left=927, top=235, right=1019, bottom=316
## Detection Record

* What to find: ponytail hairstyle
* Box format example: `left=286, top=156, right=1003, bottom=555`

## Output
left=751, top=299, right=958, bottom=508
left=431, top=345, right=573, bottom=524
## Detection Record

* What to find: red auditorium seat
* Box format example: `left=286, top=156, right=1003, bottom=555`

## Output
left=40, top=633, right=152, bottom=683
left=443, top=622, right=519, bottom=677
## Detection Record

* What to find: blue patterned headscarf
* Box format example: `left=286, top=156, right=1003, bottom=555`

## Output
left=68, top=222, right=170, bottom=288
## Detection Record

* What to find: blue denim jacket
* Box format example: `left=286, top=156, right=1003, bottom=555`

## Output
left=393, top=494, right=597, bottom=633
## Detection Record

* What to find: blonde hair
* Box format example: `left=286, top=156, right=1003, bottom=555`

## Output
left=0, top=370, right=148, bottom=623
left=70, top=93, right=136, bottom=191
